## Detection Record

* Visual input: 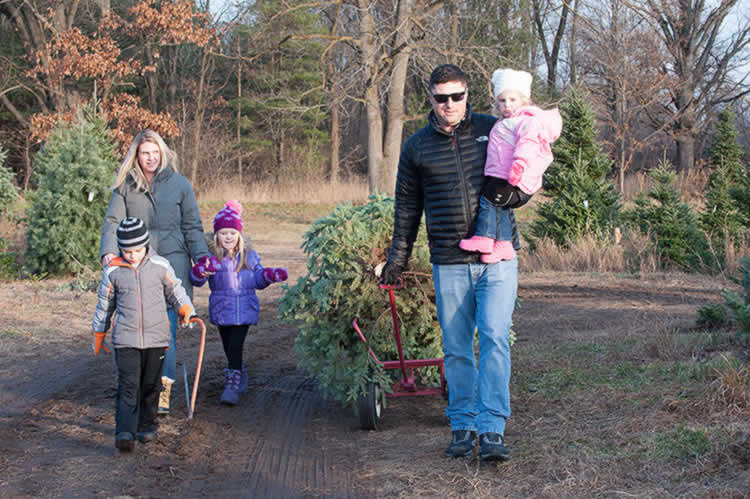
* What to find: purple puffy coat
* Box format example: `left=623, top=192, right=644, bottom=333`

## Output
left=191, top=249, right=270, bottom=326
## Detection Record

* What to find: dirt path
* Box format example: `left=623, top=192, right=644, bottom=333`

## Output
left=0, top=230, right=373, bottom=498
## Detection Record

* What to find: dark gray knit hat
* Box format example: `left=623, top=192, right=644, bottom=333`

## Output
left=117, top=217, right=150, bottom=249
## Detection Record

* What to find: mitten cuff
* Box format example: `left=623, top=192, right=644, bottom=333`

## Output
left=508, top=162, right=524, bottom=186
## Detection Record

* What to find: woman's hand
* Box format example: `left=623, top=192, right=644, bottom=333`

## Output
left=102, top=253, right=116, bottom=267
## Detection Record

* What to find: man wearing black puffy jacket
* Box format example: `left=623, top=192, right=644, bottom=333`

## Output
left=380, top=64, right=521, bottom=462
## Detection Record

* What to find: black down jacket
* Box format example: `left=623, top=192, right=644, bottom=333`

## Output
left=387, top=106, right=520, bottom=268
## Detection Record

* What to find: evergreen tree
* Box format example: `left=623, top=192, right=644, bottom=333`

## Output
left=530, top=153, right=620, bottom=246
left=24, top=106, right=118, bottom=275
left=625, top=158, right=710, bottom=270
left=232, top=3, right=328, bottom=181
left=544, top=87, right=612, bottom=195
left=701, top=110, right=746, bottom=259
left=710, top=109, right=745, bottom=180
left=0, top=145, right=18, bottom=216
left=530, top=88, right=620, bottom=246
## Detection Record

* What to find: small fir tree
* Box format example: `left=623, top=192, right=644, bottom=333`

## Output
left=625, top=158, right=711, bottom=270
left=0, top=145, right=19, bottom=216
left=278, top=194, right=439, bottom=406
left=710, top=109, right=745, bottom=180
left=24, top=106, right=118, bottom=274
left=530, top=88, right=620, bottom=246
left=530, top=153, right=620, bottom=246
left=544, top=87, right=612, bottom=195
left=701, top=109, right=746, bottom=252
left=701, top=161, right=744, bottom=257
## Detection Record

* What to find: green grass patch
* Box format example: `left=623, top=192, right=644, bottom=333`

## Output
left=650, top=423, right=711, bottom=465
left=1, top=327, right=33, bottom=339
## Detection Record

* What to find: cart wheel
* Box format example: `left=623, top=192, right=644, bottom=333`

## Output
left=357, top=382, right=382, bottom=430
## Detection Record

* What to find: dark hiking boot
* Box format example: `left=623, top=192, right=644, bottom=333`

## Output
left=479, top=432, right=509, bottom=462
left=136, top=430, right=158, bottom=443
left=444, top=430, right=477, bottom=457
left=115, top=432, right=135, bottom=452
left=220, top=368, right=241, bottom=406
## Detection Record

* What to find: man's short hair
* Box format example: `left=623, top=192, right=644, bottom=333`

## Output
left=429, top=64, right=468, bottom=90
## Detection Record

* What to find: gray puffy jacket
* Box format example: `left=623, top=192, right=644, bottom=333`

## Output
left=91, top=250, right=194, bottom=349
left=100, top=167, right=210, bottom=299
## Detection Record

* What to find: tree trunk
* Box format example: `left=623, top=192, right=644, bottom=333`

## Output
left=364, top=85, right=383, bottom=193
left=145, top=43, right=159, bottom=112
left=358, top=0, right=383, bottom=193
left=329, top=100, right=340, bottom=183
left=449, top=0, right=459, bottom=64
left=569, top=0, right=579, bottom=86
left=236, top=37, right=242, bottom=184
left=189, top=51, right=210, bottom=184
left=381, top=0, right=414, bottom=192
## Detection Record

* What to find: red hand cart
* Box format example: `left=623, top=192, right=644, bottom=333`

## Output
left=352, top=284, right=447, bottom=430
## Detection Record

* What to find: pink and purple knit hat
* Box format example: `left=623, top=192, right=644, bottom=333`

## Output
left=214, top=200, right=243, bottom=233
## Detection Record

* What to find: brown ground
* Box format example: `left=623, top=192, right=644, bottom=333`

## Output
left=1, top=212, right=749, bottom=498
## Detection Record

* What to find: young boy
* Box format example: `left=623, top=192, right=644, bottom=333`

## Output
left=92, top=217, right=195, bottom=452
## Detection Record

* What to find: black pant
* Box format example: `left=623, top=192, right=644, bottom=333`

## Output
left=114, top=347, right=165, bottom=436
left=218, top=325, right=249, bottom=370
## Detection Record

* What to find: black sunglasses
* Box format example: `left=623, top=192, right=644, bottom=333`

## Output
left=431, top=91, right=466, bottom=103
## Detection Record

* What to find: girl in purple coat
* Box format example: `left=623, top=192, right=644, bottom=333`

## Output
left=191, top=200, right=288, bottom=405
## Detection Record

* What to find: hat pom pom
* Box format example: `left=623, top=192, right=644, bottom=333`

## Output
left=225, top=199, right=242, bottom=215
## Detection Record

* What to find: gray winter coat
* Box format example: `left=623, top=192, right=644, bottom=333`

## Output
left=100, top=167, right=210, bottom=298
left=91, top=250, right=194, bottom=349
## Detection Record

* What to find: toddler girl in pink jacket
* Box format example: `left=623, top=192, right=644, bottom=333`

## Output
left=459, top=68, right=562, bottom=262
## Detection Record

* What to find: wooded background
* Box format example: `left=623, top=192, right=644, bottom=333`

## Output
left=1, top=0, right=749, bottom=194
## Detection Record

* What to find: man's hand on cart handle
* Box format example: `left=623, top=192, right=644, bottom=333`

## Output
left=376, top=261, right=403, bottom=287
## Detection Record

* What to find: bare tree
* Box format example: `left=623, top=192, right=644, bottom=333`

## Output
left=532, top=0, right=569, bottom=92
left=581, top=0, right=678, bottom=191
left=626, top=0, right=750, bottom=171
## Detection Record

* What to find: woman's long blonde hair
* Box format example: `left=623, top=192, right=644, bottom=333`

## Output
left=213, top=231, right=249, bottom=273
left=111, top=129, right=179, bottom=191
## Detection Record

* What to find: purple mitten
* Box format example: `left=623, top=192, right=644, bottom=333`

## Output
left=192, top=259, right=207, bottom=280
left=273, top=268, right=288, bottom=282
left=262, top=267, right=288, bottom=283
left=206, top=256, right=221, bottom=273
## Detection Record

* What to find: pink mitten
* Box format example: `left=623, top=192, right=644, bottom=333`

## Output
left=262, top=267, right=288, bottom=283
left=507, top=160, right=525, bottom=186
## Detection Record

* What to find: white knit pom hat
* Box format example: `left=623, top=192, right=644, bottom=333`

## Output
left=492, top=68, right=533, bottom=98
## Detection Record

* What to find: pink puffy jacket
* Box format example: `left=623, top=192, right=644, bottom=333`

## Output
left=484, top=106, right=562, bottom=195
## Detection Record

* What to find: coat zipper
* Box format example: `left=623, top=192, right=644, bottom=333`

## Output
left=453, top=128, right=473, bottom=232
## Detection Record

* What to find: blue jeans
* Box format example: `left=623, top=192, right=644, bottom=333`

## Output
left=475, top=195, right=513, bottom=241
left=161, top=307, right=178, bottom=382
left=433, top=258, right=517, bottom=435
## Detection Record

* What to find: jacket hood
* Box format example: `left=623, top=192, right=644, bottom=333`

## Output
left=513, top=106, right=562, bottom=142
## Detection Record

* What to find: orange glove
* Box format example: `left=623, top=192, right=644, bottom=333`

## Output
left=178, top=304, right=195, bottom=327
left=92, top=331, right=107, bottom=355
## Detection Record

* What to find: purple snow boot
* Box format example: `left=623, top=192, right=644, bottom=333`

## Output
left=220, top=368, right=241, bottom=406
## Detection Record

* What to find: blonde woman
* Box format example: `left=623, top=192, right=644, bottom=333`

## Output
left=100, top=129, right=210, bottom=415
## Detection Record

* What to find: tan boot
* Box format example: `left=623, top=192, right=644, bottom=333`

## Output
left=158, top=376, right=173, bottom=415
